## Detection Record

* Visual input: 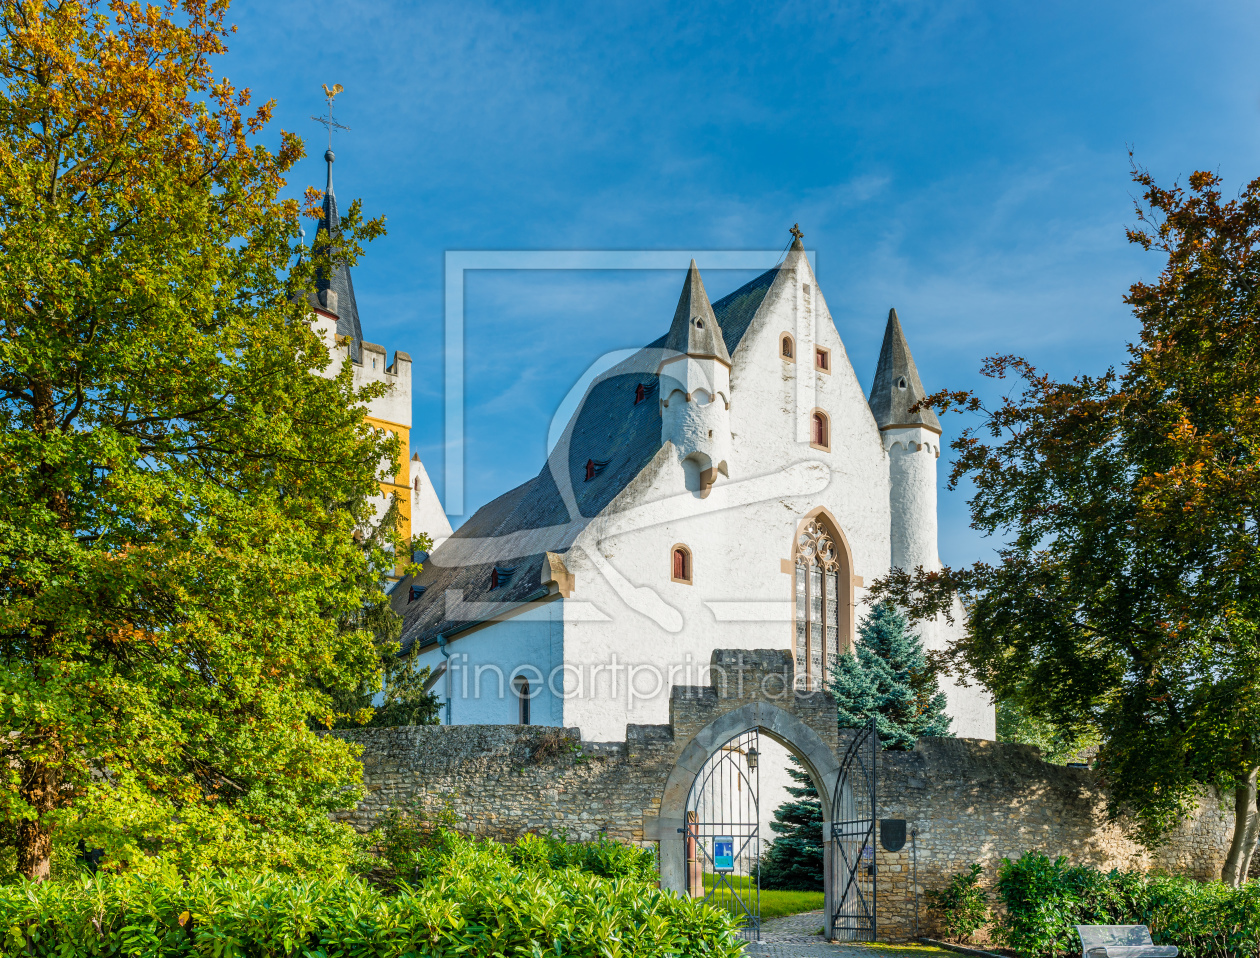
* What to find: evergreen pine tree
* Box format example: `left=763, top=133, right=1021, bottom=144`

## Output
left=830, top=602, right=953, bottom=750
left=757, top=754, right=824, bottom=891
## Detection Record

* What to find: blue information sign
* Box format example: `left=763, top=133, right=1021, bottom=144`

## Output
left=713, top=836, right=735, bottom=872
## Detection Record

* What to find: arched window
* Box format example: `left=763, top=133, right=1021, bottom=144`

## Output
left=794, top=519, right=844, bottom=690
left=513, top=676, right=531, bottom=725
left=811, top=410, right=830, bottom=451
left=780, top=334, right=795, bottom=361
left=672, top=544, right=692, bottom=584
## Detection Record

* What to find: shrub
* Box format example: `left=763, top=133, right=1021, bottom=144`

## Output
left=926, top=862, right=991, bottom=942
left=507, top=831, right=658, bottom=883
left=0, top=831, right=738, bottom=957
left=994, top=850, right=1260, bottom=958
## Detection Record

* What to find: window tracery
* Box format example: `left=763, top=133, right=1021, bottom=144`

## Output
left=794, top=519, right=843, bottom=689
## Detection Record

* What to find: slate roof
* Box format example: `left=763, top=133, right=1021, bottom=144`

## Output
left=395, top=264, right=782, bottom=652
left=312, top=150, right=364, bottom=363
left=868, top=308, right=940, bottom=433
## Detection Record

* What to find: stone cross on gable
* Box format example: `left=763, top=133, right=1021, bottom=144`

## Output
left=789, top=223, right=804, bottom=241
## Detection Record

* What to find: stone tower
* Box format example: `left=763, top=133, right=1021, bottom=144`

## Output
left=307, top=148, right=452, bottom=571
left=869, top=308, right=942, bottom=574
left=658, top=261, right=732, bottom=497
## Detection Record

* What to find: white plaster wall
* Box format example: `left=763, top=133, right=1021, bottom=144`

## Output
left=357, top=348, right=412, bottom=429
left=659, top=357, right=732, bottom=479
left=923, top=598, right=995, bottom=740
left=885, top=429, right=940, bottom=574
left=412, top=599, right=565, bottom=726
left=411, top=457, right=453, bottom=549
left=881, top=429, right=993, bottom=739
left=309, top=312, right=412, bottom=431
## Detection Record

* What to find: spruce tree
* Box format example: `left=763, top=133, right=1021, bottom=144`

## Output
left=758, top=754, right=824, bottom=891
left=830, top=602, right=953, bottom=750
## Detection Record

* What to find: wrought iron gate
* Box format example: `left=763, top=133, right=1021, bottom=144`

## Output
left=829, top=716, right=878, bottom=941
left=685, top=728, right=760, bottom=940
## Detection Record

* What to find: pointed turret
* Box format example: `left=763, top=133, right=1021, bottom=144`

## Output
left=872, top=307, right=943, bottom=576
left=311, top=148, right=364, bottom=362
left=868, top=308, right=940, bottom=433
left=663, top=260, right=731, bottom=365
left=657, top=260, right=732, bottom=497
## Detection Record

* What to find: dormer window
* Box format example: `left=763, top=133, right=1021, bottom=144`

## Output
left=635, top=384, right=645, bottom=404
left=584, top=458, right=611, bottom=481
left=408, top=585, right=426, bottom=603
left=490, top=566, right=516, bottom=589
left=781, top=334, right=795, bottom=361
left=815, top=347, right=831, bottom=373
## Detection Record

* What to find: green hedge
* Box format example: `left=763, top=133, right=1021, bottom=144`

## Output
left=995, top=851, right=1260, bottom=958
left=1, top=832, right=740, bottom=957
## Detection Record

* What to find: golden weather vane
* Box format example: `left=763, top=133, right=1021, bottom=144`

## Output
left=311, top=83, right=349, bottom=151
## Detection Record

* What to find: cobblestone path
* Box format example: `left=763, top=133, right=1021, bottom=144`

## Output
left=743, top=912, right=957, bottom=958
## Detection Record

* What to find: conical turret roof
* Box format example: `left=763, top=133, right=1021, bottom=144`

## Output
left=311, top=149, right=364, bottom=362
left=868, top=308, right=941, bottom=433
left=663, top=260, right=731, bottom=365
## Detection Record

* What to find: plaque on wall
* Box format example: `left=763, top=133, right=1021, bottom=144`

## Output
left=880, top=818, right=907, bottom=852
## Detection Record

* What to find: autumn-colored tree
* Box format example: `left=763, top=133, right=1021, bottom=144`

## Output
left=872, top=161, right=1260, bottom=886
left=0, top=1, right=398, bottom=880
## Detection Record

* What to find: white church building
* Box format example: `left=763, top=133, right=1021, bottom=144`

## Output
left=395, top=236, right=995, bottom=747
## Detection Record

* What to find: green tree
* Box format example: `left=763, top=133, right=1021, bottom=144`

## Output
left=996, top=698, right=1101, bottom=765
left=830, top=602, right=953, bottom=750
left=321, top=518, right=441, bottom=731
left=0, top=0, right=396, bottom=880
left=871, top=161, right=1260, bottom=885
left=758, top=755, right=823, bottom=891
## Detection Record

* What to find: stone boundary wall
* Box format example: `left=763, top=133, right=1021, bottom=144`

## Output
left=333, top=649, right=1237, bottom=942
left=332, top=724, right=669, bottom=844
left=873, top=737, right=1233, bottom=940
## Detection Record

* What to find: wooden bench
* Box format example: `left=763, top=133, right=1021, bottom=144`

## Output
left=1075, top=925, right=1179, bottom=958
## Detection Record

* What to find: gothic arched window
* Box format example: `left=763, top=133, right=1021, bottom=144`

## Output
left=513, top=676, right=531, bottom=725
left=794, top=519, right=843, bottom=689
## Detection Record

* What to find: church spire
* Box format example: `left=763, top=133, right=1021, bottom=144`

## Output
left=868, top=308, right=941, bottom=433
left=311, top=147, right=364, bottom=363
left=663, top=260, right=731, bottom=365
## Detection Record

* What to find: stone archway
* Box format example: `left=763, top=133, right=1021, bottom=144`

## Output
left=646, top=649, right=846, bottom=929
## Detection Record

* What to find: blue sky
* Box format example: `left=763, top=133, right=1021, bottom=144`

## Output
left=226, top=1, right=1260, bottom=567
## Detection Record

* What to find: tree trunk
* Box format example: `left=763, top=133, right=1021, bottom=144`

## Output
left=16, top=757, right=61, bottom=882
left=1221, top=767, right=1259, bottom=886
left=1239, top=787, right=1260, bottom=883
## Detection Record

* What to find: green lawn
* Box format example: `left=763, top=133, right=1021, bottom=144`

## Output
left=700, top=873, right=825, bottom=922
